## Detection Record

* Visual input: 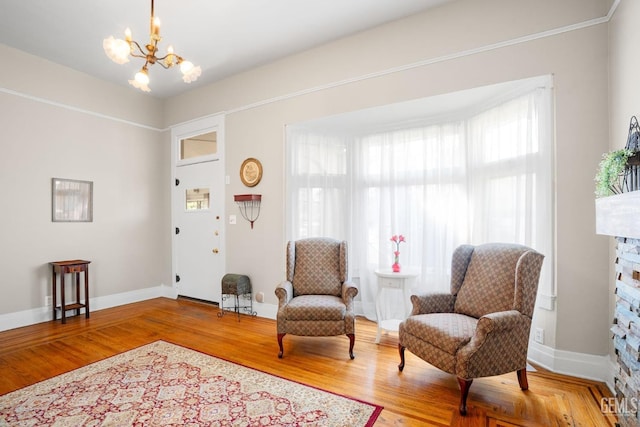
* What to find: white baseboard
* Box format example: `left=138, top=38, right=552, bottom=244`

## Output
left=253, top=302, right=277, bottom=320
left=528, top=341, right=614, bottom=388
left=0, top=284, right=176, bottom=333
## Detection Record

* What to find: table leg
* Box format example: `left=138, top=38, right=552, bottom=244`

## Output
left=75, top=272, right=81, bottom=317
left=61, top=272, right=66, bottom=324
left=84, top=267, right=90, bottom=319
left=52, top=267, right=57, bottom=321
left=375, top=282, right=383, bottom=344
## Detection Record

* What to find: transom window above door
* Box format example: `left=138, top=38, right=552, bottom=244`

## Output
left=178, top=131, right=217, bottom=165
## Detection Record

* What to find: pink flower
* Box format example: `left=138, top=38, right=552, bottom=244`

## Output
left=390, top=235, right=406, bottom=250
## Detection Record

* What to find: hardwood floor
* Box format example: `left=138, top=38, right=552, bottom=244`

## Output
left=0, top=297, right=616, bottom=426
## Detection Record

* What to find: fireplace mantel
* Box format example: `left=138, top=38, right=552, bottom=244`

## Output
left=595, top=191, right=640, bottom=239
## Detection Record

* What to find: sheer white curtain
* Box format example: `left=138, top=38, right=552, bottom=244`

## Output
left=286, top=78, right=553, bottom=320
left=350, top=123, right=469, bottom=319
left=286, top=130, right=350, bottom=239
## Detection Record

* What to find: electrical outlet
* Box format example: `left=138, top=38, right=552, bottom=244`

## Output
left=534, top=328, right=544, bottom=344
left=45, top=296, right=52, bottom=307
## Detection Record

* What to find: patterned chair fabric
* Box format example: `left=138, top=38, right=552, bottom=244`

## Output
left=275, top=238, right=358, bottom=359
left=398, top=243, right=544, bottom=415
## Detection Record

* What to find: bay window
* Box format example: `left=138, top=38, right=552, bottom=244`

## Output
left=286, top=76, right=553, bottom=319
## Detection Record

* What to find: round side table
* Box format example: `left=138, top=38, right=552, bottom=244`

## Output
left=374, top=269, right=419, bottom=343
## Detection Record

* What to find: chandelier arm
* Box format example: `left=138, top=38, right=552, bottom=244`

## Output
left=155, top=61, right=171, bottom=70
left=128, top=40, right=147, bottom=57
left=155, top=52, right=183, bottom=68
left=129, top=52, right=149, bottom=60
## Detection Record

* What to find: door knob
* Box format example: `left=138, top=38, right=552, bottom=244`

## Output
left=212, top=248, right=219, bottom=254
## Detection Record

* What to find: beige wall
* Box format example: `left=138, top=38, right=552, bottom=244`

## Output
left=0, top=44, right=163, bottom=130
left=0, top=45, right=172, bottom=316
left=0, top=0, right=619, bottom=365
left=610, top=2, right=640, bottom=159
left=165, top=0, right=612, bottom=357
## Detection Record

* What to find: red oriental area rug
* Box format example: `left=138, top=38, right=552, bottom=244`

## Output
left=0, top=341, right=382, bottom=426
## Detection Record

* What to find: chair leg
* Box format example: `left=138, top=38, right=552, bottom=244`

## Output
left=457, top=377, right=473, bottom=416
left=277, top=333, right=286, bottom=358
left=347, top=333, right=355, bottom=359
left=517, top=368, right=529, bottom=390
left=398, top=344, right=406, bottom=372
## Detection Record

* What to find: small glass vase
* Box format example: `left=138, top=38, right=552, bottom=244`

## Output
left=392, top=253, right=401, bottom=273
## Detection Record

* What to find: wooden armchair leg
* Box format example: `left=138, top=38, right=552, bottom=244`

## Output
left=277, top=333, right=286, bottom=358
left=517, top=368, right=529, bottom=390
left=398, top=344, right=406, bottom=372
left=347, top=333, right=355, bottom=359
left=457, top=377, right=473, bottom=416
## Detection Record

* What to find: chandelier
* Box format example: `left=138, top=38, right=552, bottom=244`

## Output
left=103, top=0, right=201, bottom=92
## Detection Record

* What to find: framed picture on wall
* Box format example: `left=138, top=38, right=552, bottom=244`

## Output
left=51, top=178, right=93, bottom=222
left=240, top=157, right=263, bottom=187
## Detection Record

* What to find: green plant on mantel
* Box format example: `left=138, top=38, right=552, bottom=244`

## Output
left=595, top=148, right=634, bottom=198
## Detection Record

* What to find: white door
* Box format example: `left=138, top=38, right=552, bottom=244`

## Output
left=171, top=115, right=225, bottom=303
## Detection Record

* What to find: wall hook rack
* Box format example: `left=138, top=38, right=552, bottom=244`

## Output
left=234, top=194, right=262, bottom=229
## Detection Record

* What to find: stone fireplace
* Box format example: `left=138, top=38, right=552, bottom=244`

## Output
left=596, top=190, right=640, bottom=427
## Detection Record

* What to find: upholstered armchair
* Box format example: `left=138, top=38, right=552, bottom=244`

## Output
left=275, top=238, right=358, bottom=359
left=398, top=243, right=544, bottom=415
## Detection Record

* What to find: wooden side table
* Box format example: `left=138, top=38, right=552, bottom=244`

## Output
left=374, top=269, right=419, bottom=343
left=50, top=260, right=91, bottom=324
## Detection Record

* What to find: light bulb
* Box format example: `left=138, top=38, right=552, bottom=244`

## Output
left=103, top=36, right=130, bottom=64
left=181, top=63, right=202, bottom=83
left=151, top=17, right=161, bottom=39
left=164, top=45, right=175, bottom=67
left=135, top=69, right=150, bottom=85
left=129, top=75, right=151, bottom=92
left=180, top=61, right=202, bottom=83
left=124, top=28, right=132, bottom=42
left=180, top=60, right=193, bottom=74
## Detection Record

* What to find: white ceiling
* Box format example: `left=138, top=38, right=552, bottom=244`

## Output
left=0, top=0, right=453, bottom=98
